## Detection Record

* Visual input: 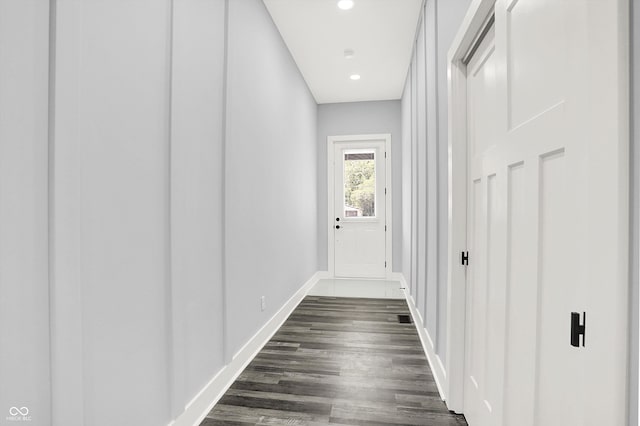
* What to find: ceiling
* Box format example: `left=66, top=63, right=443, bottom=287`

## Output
left=263, top=0, right=423, bottom=104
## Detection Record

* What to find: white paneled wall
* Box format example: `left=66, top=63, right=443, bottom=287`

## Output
left=415, top=11, right=428, bottom=328
left=401, top=79, right=413, bottom=285
left=53, top=1, right=174, bottom=424
left=400, top=0, right=470, bottom=396
left=631, top=2, right=640, bottom=425
left=0, top=2, right=51, bottom=424
left=424, top=1, right=439, bottom=336
left=224, top=0, right=318, bottom=357
left=170, top=0, right=226, bottom=413
left=410, top=48, right=419, bottom=301
left=3, top=0, right=318, bottom=425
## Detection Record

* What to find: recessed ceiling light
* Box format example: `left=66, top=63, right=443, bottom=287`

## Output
left=344, top=49, right=355, bottom=59
left=337, top=0, right=354, bottom=10
left=350, top=74, right=361, bottom=81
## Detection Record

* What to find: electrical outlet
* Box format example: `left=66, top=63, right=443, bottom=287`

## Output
left=260, top=296, right=266, bottom=312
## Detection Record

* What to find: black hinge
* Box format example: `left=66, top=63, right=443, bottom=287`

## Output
left=461, top=251, right=469, bottom=266
left=385, top=225, right=387, bottom=231
left=384, top=188, right=387, bottom=195
left=384, top=151, right=387, bottom=158
left=570, top=312, right=586, bottom=347
left=385, top=261, right=387, bottom=268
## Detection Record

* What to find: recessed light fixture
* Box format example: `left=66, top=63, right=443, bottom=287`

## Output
left=350, top=74, right=361, bottom=81
left=337, top=0, right=354, bottom=10
left=344, top=49, right=355, bottom=59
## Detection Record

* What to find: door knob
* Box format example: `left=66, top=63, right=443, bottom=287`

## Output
left=335, top=225, right=341, bottom=229
left=336, top=217, right=340, bottom=221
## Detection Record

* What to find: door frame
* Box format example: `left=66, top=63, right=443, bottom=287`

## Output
left=445, top=1, right=496, bottom=412
left=445, top=0, right=630, bottom=416
left=327, top=134, right=393, bottom=279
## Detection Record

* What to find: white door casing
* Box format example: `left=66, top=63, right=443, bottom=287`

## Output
left=328, top=134, right=392, bottom=279
left=446, top=1, right=629, bottom=425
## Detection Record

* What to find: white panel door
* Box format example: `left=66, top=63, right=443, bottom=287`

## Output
left=464, top=24, right=502, bottom=426
left=333, top=140, right=386, bottom=278
left=463, top=1, right=628, bottom=425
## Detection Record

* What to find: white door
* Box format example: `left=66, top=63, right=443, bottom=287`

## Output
left=462, top=1, right=628, bottom=426
left=464, top=22, right=500, bottom=426
left=332, top=139, right=387, bottom=278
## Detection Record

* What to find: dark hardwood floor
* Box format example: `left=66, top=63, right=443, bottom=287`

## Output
left=201, top=296, right=468, bottom=425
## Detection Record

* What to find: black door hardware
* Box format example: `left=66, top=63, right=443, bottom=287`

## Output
left=335, top=225, right=341, bottom=229
left=570, top=312, right=586, bottom=347
left=461, top=251, right=469, bottom=266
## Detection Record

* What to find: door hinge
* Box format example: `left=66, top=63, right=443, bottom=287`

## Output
left=570, top=312, right=586, bottom=347
left=384, top=151, right=387, bottom=158
left=461, top=251, right=469, bottom=266
left=385, top=225, right=387, bottom=231
left=385, top=261, right=387, bottom=268
left=385, top=187, right=387, bottom=195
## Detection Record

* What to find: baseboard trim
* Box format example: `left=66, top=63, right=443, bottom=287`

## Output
left=168, top=271, right=322, bottom=426
left=316, top=270, right=330, bottom=280
left=396, top=273, right=449, bottom=402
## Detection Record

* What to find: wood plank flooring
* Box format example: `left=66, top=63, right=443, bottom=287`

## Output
left=201, top=296, right=467, bottom=425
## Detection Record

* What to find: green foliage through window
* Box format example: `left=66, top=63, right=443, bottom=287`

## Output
left=344, top=155, right=375, bottom=217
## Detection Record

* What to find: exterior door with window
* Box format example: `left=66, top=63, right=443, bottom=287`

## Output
left=332, top=139, right=386, bottom=278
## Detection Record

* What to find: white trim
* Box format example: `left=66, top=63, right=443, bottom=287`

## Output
left=327, top=133, right=393, bottom=279
left=315, top=270, right=331, bottom=280
left=445, top=0, right=496, bottom=415
left=395, top=273, right=448, bottom=401
left=168, top=271, right=322, bottom=426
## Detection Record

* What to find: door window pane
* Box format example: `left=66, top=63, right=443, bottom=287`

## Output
left=344, top=151, right=375, bottom=217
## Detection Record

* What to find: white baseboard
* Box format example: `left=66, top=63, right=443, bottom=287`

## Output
left=315, top=270, right=330, bottom=280
left=168, top=271, right=323, bottom=426
left=395, top=273, right=449, bottom=402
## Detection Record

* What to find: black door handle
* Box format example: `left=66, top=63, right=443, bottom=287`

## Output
left=570, top=312, right=586, bottom=347
left=335, top=225, right=341, bottom=229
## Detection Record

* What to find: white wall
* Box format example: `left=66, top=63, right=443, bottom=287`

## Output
left=2, top=0, right=318, bottom=425
left=53, top=2, right=174, bottom=424
left=317, top=100, right=402, bottom=272
left=401, top=79, right=413, bottom=285
left=400, top=0, right=470, bottom=384
left=170, top=0, right=226, bottom=414
left=225, top=0, right=318, bottom=357
left=415, top=11, right=428, bottom=332
left=425, top=1, right=439, bottom=338
left=0, top=2, right=51, bottom=424
left=631, top=2, right=639, bottom=425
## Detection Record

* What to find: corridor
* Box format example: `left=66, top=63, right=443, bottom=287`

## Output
left=0, top=0, right=636, bottom=425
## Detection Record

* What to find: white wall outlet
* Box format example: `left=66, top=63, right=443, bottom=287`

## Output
left=260, top=296, right=266, bottom=312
